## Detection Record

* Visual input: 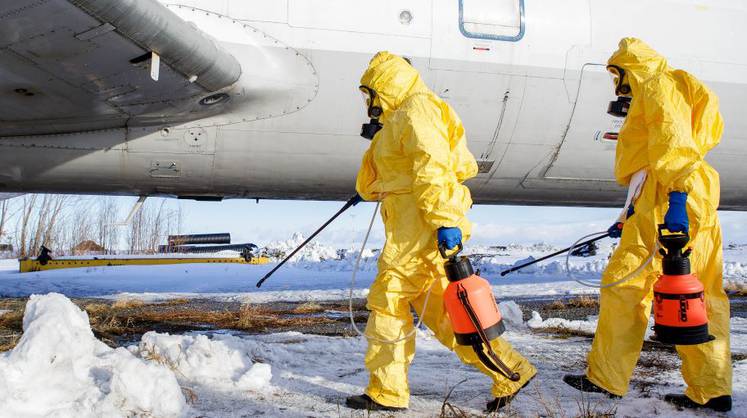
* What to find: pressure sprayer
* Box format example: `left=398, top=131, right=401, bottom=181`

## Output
left=441, top=244, right=520, bottom=381
left=653, top=225, right=714, bottom=345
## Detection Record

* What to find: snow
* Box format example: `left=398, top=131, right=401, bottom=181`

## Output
left=0, top=293, right=187, bottom=418
left=135, top=331, right=272, bottom=392
left=498, top=300, right=524, bottom=329
left=0, top=240, right=744, bottom=301
left=0, top=240, right=745, bottom=416
left=527, top=310, right=599, bottom=335
left=0, top=292, right=745, bottom=417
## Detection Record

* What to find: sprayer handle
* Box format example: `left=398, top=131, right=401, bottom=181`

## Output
left=438, top=242, right=463, bottom=259
left=658, top=223, right=689, bottom=240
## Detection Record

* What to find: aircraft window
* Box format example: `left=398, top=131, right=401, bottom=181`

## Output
left=459, top=0, right=525, bottom=41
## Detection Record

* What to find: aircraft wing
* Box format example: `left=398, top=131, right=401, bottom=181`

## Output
left=0, top=193, right=21, bottom=201
left=0, top=0, right=242, bottom=136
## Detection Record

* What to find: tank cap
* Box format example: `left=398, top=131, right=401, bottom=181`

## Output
left=445, top=256, right=475, bottom=281
left=658, top=224, right=691, bottom=275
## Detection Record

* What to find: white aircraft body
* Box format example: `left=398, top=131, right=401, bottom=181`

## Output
left=0, top=0, right=745, bottom=209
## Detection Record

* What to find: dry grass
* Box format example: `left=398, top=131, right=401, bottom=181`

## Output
left=0, top=297, right=341, bottom=351
left=292, top=302, right=325, bottom=314
left=548, top=296, right=599, bottom=311
left=83, top=303, right=111, bottom=316
left=567, top=295, right=598, bottom=309
left=548, top=300, right=566, bottom=310
left=112, top=298, right=145, bottom=310
left=532, top=326, right=594, bottom=339
left=0, top=309, right=23, bottom=329
left=235, top=304, right=334, bottom=331
left=0, top=332, right=21, bottom=351
left=527, top=384, right=618, bottom=418
left=162, top=298, right=190, bottom=306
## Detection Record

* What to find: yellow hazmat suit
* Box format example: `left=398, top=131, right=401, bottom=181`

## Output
left=586, top=38, right=731, bottom=403
left=355, top=52, right=536, bottom=408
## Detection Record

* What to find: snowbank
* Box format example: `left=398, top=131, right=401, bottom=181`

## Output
left=0, top=293, right=187, bottom=418
left=527, top=311, right=599, bottom=335
left=135, top=331, right=272, bottom=392
left=498, top=300, right=524, bottom=330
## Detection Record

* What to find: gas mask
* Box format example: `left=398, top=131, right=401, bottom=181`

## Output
left=606, top=65, right=632, bottom=118
left=359, top=85, right=383, bottom=140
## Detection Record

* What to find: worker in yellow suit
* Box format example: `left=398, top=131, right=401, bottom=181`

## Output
left=564, top=38, right=732, bottom=412
left=345, top=52, right=536, bottom=412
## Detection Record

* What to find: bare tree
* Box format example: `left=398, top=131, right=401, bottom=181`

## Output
left=0, top=199, right=8, bottom=241
left=16, top=195, right=37, bottom=258
left=127, top=199, right=180, bottom=254
left=97, top=198, right=120, bottom=254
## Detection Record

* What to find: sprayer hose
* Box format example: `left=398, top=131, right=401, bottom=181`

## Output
left=565, top=231, right=658, bottom=289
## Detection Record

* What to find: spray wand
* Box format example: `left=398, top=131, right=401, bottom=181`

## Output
left=499, top=233, right=611, bottom=276
left=256, top=194, right=361, bottom=288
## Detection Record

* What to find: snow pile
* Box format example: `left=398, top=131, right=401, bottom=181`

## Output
left=527, top=311, right=598, bottom=335
left=509, top=256, right=539, bottom=274
left=0, top=293, right=187, bottom=418
left=725, top=261, right=747, bottom=281
left=498, top=300, right=525, bottom=329
left=134, top=331, right=272, bottom=391
left=263, top=232, right=339, bottom=262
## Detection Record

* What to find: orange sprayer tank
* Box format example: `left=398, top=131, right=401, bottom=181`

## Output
left=441, top=246, right=506, bottom=345
left=440, top=244, right=518, bottom=381
left=652, top=226, right=714, bottom=345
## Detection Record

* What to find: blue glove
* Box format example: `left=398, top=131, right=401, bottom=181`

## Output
left=349, top=193, right=364, bottom=206
left=607, top=222, right=623, bottom=238
left=607, top=205, right=634, bottom=239
left=664, top=191, right=689, bottom=233
left=437, top=227, right=462, bottom=250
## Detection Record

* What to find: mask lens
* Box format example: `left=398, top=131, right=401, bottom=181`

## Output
left=360, top=91, right=370, bottom=107
left=607, top=67, right=621, bottom=87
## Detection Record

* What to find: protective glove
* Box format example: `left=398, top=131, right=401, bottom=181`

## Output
left=664, top=191, right=689, bottom=233
left=437, top=227, right=462, bottom=250
left=349, top=193, right=364, bottom=206
left=607, top=222, right=623, bottom=238
left=608, top=205, right=635, bottom=239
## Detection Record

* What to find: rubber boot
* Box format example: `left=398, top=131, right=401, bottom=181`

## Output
left=345, top=394, right=406, bottom=411
left=664, top=394, right=732, bottom=412
left=562, top=374, right=621, bottom=399
left=486, top=376, right=534, bottom=412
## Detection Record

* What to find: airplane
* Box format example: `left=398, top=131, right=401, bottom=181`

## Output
left=0, top=0, right=745, bottom=210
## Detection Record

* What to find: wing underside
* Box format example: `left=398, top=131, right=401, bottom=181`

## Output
left=0, top=0, right=241, bottom=136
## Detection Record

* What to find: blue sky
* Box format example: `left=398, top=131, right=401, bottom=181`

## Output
left=120, top=197, right=747, bottom=249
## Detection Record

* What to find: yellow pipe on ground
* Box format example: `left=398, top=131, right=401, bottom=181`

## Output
left=18, top=256, right=270, bottom=273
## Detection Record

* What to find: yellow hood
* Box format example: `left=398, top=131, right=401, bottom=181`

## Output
left=359, top=51, right=429, bottom=116
left=607, top=37, right=669, bottom=95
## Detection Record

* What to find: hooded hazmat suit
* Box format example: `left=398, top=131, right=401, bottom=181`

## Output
left=586, top=38, right=731, bottom=403
left=355, top=51, right=536, bottom=408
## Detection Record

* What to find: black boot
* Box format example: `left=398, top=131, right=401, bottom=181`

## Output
left=563, top=374, right=621, bottom=399
left=345, top=394, right=406, bottom=411
left=664, top=394, right=732, bottom=412
left=486, top=376, right=534, bottom=412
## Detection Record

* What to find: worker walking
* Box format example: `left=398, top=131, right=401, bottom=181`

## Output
left=345, top=52, right=536, bottom=412
left=564, top=38, right=732, bottom=412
